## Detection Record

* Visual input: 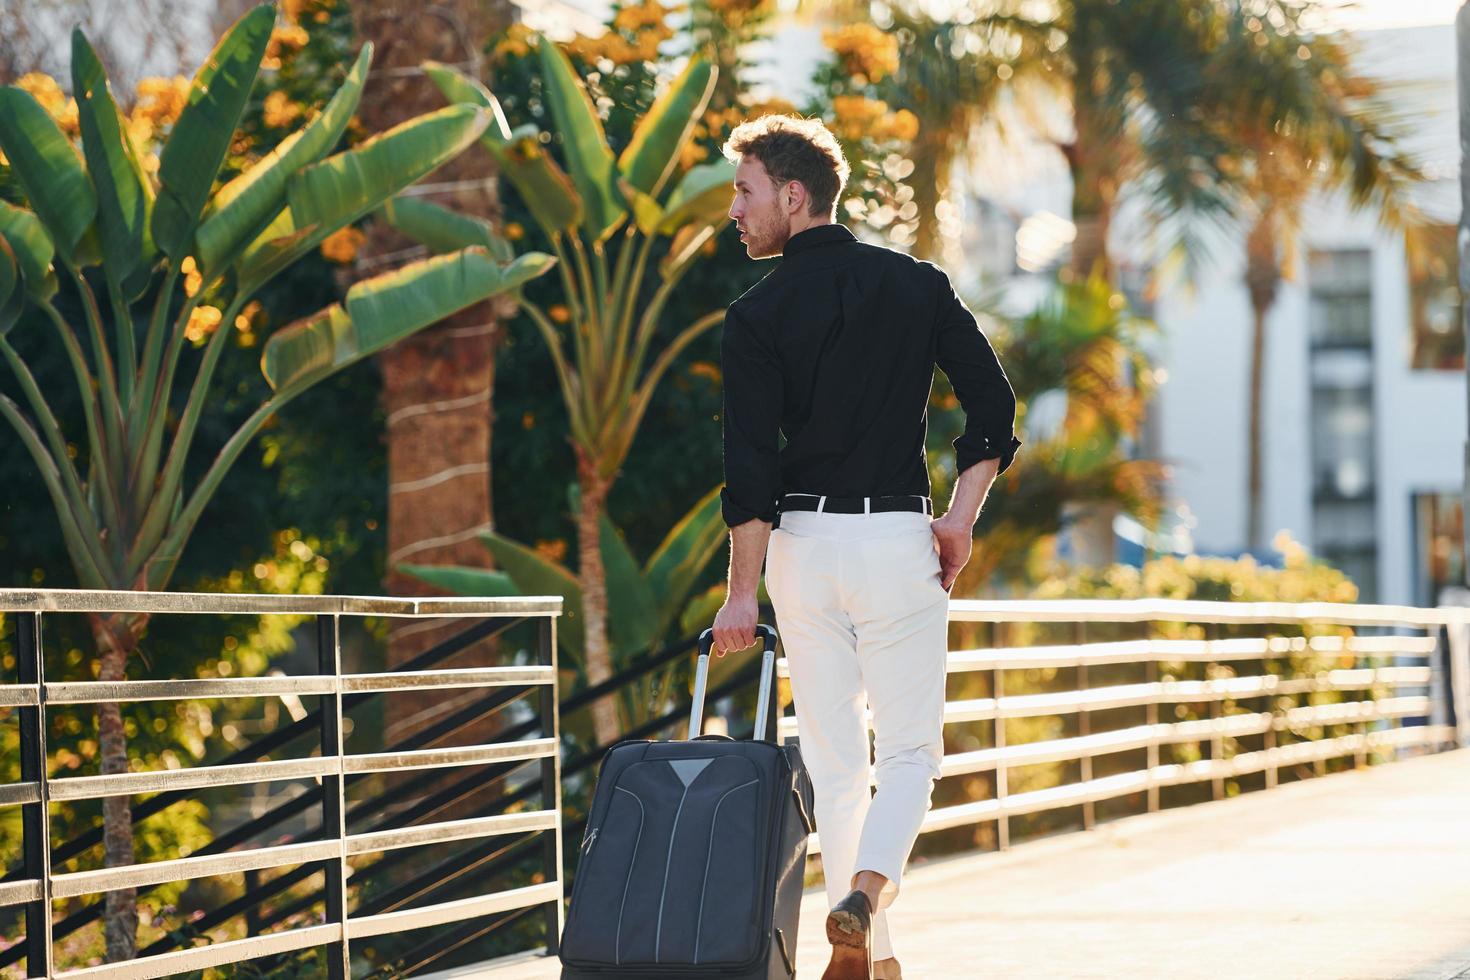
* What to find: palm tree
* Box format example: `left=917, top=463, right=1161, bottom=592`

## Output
left=1208, top=8, right=1419, bottom=549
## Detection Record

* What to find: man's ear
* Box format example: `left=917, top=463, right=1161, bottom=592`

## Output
left=785, top=180, right=807, bottom=216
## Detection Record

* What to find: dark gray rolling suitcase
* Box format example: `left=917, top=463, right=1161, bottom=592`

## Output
left=560, top=625, right=815, bottom=979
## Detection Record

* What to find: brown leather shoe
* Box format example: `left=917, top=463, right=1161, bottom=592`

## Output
left=822, top=889, right=873, bottom=979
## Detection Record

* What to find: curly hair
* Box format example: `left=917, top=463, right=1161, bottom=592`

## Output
left=721, top=114, right=851, bottom=218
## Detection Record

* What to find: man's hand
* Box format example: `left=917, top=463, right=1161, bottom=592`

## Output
left=712, top=593, right=760, bottom=656
left=930, top=513, right=974, bottom=592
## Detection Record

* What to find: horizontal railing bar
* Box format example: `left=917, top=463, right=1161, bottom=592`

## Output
left=0, top=878, right=41, bottom=908
left=778, top=634, right=1440, bottom=677
left=0, top=782, right=40, bottom=807
left=345, top=809, right=559, bottom=856
left=46, top=676, right=337, bottom=704
left=347, top=880, right=561, bottom=939
left=50, top=840, right=340, bottom=899
left=341, top=738, right=557, bottom=774
left=944, top=598, right=1462, bottom=627
left=0, top=588, right=562, bottom=618
left=340, top=666, right=554, bottom=692
left=55, top=923, right=342, bottom=980
left=0, top=684, right=37, bottom=707
left=47, top=757, right=340, bottom=802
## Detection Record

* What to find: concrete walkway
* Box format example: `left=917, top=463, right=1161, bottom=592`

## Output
left=456, top=749, right=1470, bottom=979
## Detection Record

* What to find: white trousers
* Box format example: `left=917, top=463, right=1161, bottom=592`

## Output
left=764, top=509, right=949, bottom=962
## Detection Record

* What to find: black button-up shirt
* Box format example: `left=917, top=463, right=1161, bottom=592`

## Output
left=720, top=223, right=1021, bottom=528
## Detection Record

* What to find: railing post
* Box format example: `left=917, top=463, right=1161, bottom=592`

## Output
left=1075, top=621, right=1094, bottom=831
left=1264, top=635, right=1279, bottom=789
left=317, top=614, right=350, bottom=979
left=537, top=615, right=564, bottom=955
left=17, top=611, right=52, bottom=979
left=1145, top=622, right=1160, bottom=813
left=994, top=622, right=1008, bottom=851
left=1205, top=628, right=1225, bottom=801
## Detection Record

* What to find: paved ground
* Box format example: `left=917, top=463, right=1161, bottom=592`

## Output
left=449, top=749, right=1470, bottom=979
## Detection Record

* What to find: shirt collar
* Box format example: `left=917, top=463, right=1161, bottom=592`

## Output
left=782, top=223, right=856, bottom=257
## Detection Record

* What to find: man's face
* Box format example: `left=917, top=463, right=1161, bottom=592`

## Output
left=729, top=155, right=789, bottom=259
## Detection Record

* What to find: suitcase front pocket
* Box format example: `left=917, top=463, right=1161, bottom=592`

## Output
left=563, top=754, right=767, bottom=969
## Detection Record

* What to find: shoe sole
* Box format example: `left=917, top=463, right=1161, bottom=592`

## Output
left=825, top=908, right=872, bottom=979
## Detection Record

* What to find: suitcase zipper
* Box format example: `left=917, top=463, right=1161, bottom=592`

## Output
left=582, top=826, right=599, bottom=857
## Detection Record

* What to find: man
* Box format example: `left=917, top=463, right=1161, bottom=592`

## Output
left=710, top=114, right=1020, bottom=980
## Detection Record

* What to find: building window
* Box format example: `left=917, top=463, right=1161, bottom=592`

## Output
left=1406, top=223, right=1464, bottom=370
left=1308, top=249, right=1373, bottom=347
left=1413, top=493, right=1465, bottom=605
left=1308, top=249, right=1377, bottom=601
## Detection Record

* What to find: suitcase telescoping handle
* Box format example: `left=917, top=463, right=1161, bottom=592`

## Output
left=690, top=624, right=779, bottom=741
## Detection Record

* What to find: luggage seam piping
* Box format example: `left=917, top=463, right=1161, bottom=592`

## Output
left=692, top=778, right=760, bottom=965
left=654, top=783, right=692, bottom=962
left=613, top=786, right=645, bottom=967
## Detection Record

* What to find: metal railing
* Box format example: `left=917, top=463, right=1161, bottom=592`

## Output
left=772, top=599, right=1468, bottom=853
left=0, top=589, right=563, bottom=980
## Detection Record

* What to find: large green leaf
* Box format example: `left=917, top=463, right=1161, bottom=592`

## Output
left=260, top=246, right=553, bottom=391
left=151, top=3, right=274, bottom=259
left=195, top=42, right=372, bottom=274
left=619, top=58, right=716, bottom=199
left=599, top=515, right=657, bottom=657
left=536, top=37, right=625, bottom=241
left=397, top=563, right=521, bottom=598
left=0, top=202, right=57, bottom=300
left=422, top=61, right=512, bottom=141
left=0, top=89, right=97, bottom=259
left=380, top=195, right=513, bottom=262
left=657, top=158, right=736, bottom=235
left=643, top=485, right=727, bottom=635
left=478, top=530, right=586, bottom=663
left=72, top=28, right=154, bottom=283
left=420, top=62, right=581, bottom=235
left=238, top=104, right=491, bottom=288
left=0, top=237, right=20, bottom=332
left=490, top=126, right=582, bottom=236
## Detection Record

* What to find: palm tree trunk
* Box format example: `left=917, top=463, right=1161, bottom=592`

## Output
left=909, top=133, right=951, bottom=263
left=354, top=0, right=513, bottom=676
left=1244, top=212, right=1281, bottom=552
left=88, top=611, right=147, bottom=963
left=575, top=451, right=620, bottom=747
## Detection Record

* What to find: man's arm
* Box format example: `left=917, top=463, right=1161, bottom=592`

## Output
left=714, top=303, right=781, bottom=654
left=931, top=457, right=1000, bottom=590
left=712, top=518, right=771, bottom=655
left=930, top=265, right=1020, bottom=590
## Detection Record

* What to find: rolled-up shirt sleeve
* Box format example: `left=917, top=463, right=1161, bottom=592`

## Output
left=720, top=303, right=783, bottom=527
left=931, top=265, right=1021, bottom=476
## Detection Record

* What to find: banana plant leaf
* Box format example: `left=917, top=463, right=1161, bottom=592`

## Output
left=656, top=158, right=736, bottom=236
left=491, top=126, right=583, bottom=235
left=237, top=104, right=492, bottom=289
left=618, top=57, right=716, bottom=199
left=421, top=60, right=512, bottom=141
left=642, top=484, right=726, bottom=636
left=0, top=238, right=20, bottom=330
left=0, top=88, right=97, bottom=260
left=476, top=530, right=586, bottom=662
left=380, top=195, right=513, bottom=262
left=71, top=28, right=154, bottom=284
left=421, top=62, right=583, bottom=237
left=261, top=246, right=553, bottom=392
left=0, top=202, right=57, bottom=300
left=151, top=3, right=274, bottom=259
left=600, top=517, right=658, bottom=656
left=395, top=564, right=519, bottom=599
left=195, top=42, right=373, bottom=274
left=536, top=37, right=625, bottom=242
